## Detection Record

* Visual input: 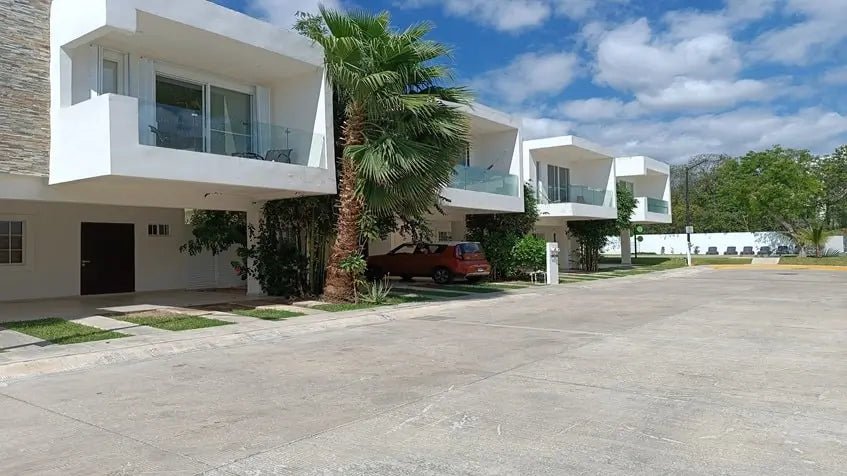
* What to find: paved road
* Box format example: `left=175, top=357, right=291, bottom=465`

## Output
left=1, top=268, right=845, bottom=475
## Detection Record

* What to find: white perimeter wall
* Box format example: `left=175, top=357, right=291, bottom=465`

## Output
left=605, top=232, right=846, bottom=255
left=0, top=200, right=192, bottom=301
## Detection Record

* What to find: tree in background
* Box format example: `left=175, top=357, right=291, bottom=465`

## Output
left=181, top=210, right=248, bottom=280
left=791, top=221, right=837, bottom=258
left=466, top=185, right=540, bottom=280
left=568, top=185, right=637, bottom=272
left=813, top=146, right=847, bottom=231
left=298, top=8, right=471, bottom=302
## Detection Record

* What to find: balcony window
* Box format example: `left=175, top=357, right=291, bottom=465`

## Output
left=99, top=49, right=126, bottom=95
left=547, top=164, right=570, bottom=202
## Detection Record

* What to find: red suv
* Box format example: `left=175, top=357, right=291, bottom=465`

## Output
left=367, top=242, right=491, bottom=284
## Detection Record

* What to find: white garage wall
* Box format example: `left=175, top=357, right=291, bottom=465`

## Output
left=0, top=200, right=189, bottom=301
left=186, top=245, right=246, bottom=290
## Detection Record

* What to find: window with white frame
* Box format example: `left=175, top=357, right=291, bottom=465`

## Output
left=438, top=231, right=453, bottom=242
left=100, top=49, right=127, bottom=95
left=148, top=224, right=170, bottom=237
left=0, top=220, right=24, bottom=265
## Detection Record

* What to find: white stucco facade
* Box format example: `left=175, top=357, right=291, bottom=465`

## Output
left=615, top=156, right=672, bottom=225
left=0, top=0, right=336, bottom=301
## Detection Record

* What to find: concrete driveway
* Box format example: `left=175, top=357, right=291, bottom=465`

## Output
left=1, top=267, right=845, bottom=475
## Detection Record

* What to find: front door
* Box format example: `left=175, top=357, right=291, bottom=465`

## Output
left=81, top=223, right=135, bottom=296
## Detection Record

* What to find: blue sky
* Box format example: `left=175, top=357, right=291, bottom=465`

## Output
left=213, top=0, right=847, bottom=163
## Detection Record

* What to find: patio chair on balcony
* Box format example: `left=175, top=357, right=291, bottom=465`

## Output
left=231, top=152, right=265, bottom=160
left=741, top=246, right=755, bottom=256
left=266, top=149, right=295, bottom=164
left=705, top=247, right=719, bottom=255
left=757, top=246, right=772, bottom=257
left=724, top=246, right=738, bottom=255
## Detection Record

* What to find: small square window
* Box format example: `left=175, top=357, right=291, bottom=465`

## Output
left=438, top=231, right=453, bottom=242
left=148, top=224, right=170, bottom=237
left=1, top=220, right=24, bottom=264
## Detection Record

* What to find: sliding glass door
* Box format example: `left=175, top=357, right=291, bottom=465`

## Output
left=547, top=164, right=570, bottom=203
left=210, top=86, right=253, bottom=156
left=153, top=74, right=254, bottom=156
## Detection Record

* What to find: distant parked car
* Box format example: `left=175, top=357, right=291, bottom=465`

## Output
left=367, top=242, right=491, bottom=284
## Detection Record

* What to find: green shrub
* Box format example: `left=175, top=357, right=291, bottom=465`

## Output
left=512, top=235, right=546, bottom=272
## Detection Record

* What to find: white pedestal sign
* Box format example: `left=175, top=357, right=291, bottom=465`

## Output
left=546, top=243, right=560, bottom=285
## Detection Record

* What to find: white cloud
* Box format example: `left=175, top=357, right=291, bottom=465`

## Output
left=471, top=52, right=580, bottom=105
left=559, top=98, right=641, bottom=121
left=521, top=116, right=575, bottom=140
left=750, top=0, right=847, bottom=64
left=395, top=0, right=625, bottom=32
left=594, top=19, right=742, bottom=93
left=246, top=0, right=342, bottom=27
left=635, top=78, right=773, bottom=110
left=396, top=0, right=552, bottom=31
left=823, top=66, right=847, bottom=85
left=560, top=107, right=847, bottom=163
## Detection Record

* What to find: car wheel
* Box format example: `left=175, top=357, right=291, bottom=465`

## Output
left=465, top=276, right=483, bottom=284
left=432, top=267, right=454, bottom=285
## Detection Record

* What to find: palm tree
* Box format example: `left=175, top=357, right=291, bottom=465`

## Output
left=300, top=8, right=471, bottom=302
left=793, top=221, right=836, bottom=257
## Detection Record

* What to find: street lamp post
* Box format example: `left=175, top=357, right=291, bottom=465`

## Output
left=684, top=156, right=713, bottom=267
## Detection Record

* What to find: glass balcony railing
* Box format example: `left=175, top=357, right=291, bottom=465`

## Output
left=646, top=197, right=670, bottom=214
left=542, top=184, right=613, bottom=207
left=451, top=165, right=520, bottom=197
left=138, top=100, right=324, bottom=167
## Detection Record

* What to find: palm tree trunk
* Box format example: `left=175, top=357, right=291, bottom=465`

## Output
left=324, top=101, right=366, bottom=302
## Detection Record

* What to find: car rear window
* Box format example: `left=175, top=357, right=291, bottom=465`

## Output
left=458, top=243, right=482, bottom=254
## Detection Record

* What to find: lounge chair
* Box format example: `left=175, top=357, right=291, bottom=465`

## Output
left=775, top=245, right=791, bottom=255
left=266, top=149, right=295, bottom=164
left=705, top=246, right=719, bottom=255
left=741, top=246, right=755, bottom=256
left=757, top=246, right=772, bottom=257
left=724, top=246, right=738, bottom=255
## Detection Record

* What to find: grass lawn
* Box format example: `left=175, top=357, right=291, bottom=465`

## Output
left=118, top=313, right=233, bottom=331
left=692, top=257, right=753, bottom=265
left=311, top=295, right=431, bottom=313
left=233, top=309, right=305, bottom=321
left=780, top=256, right=847, bottom=266
left=2, top=318, right=127, bottom=345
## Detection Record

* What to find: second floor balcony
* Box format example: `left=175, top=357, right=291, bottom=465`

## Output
left=632, top=196, right=672, bottom=224
left=443, top=164, right=523, bottom=213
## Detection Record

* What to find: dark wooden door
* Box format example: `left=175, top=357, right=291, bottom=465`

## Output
left=81, top=223, right=135, bottom=295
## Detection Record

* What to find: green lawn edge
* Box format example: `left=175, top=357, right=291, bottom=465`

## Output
left=2, top=318, right=128, bottom=345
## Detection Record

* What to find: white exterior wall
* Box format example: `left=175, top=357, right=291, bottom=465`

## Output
left=186, top=245, right=245, bottom=290
left=604, top=232, right=847, bottom=255
left=0, top=200, right=190, bottom=301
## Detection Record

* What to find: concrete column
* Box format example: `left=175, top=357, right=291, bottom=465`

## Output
left=246, top=202, right=265, bottom=296
left=450, top=219, right=467, bottom=241
left=559, top=223, right=571, bottom=271
left=620, top=229, right=632, bottom=266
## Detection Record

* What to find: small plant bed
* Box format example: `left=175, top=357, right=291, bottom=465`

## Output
left=2, top=318, right=127, bottom=345
left=484, top=282, right=531, bottom=289
left=311, top=295, right=431, bottom=313
left=780, top=256, right=847, bottom=266
left=232, top=309, right=306, bottom=321
left=117, top=312, right=233, bottom=331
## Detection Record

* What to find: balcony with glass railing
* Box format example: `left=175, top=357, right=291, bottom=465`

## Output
left=646, top=197, right=670, bottom=214
left=138, top=100, right=324, bottom=167
left=541, top=184, right=614, bottom=207
left=451, top=165, right=520, bottom=197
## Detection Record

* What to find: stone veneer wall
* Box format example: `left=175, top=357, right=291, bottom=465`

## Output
left=0, top=0, right=51, bottom=177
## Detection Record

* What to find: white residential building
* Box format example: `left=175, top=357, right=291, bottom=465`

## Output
left=524, top=136, right=618, bottom=270
left=615, top=156, right=672, bottom=264
left=0, top=0, right=335, bottom=301
left=370, top=103, right=524, bottom=253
